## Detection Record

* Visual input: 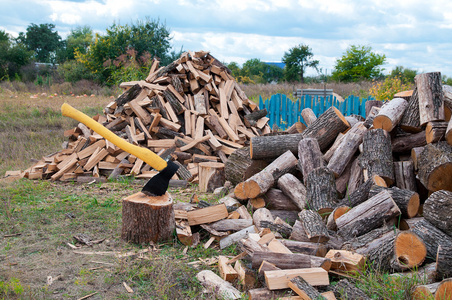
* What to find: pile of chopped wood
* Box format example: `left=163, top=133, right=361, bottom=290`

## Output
left=178, top=72, right=452, bottom=299
left=12, top=51, right=275, bottom=186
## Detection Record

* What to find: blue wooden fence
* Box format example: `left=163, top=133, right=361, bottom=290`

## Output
left=258, top=94, right=374, bottom=130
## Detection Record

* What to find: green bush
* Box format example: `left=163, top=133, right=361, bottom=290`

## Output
left=57, top=60, right=93, bottom=82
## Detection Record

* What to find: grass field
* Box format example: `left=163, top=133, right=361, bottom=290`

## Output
left=0, top=88, right=427, bottom=299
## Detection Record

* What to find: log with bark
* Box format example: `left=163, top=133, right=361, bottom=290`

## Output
left=418, top=142, right=452, bottom=192
left=407, top=218, right=452, bottom=259
left=297, top=138, right=324, bottom=182
left=288, top=276, right=326, bottom=300
left=224, top=147, right=268, bottom=186
left=423, top=190, right=452, bottom=235
left=373, top=98, right=408, bottom=132
left=368, top=185, right=420, bottom=219
left=393, top=160, right=417, bottom=192
left=400, top=87, right=422, bottom=133
left=305, top=167, right=338, bottom=214
left=416, top=72, right=444, bottom=126
left=277, top=173, right=307, bottom=210
left=299, top=209, right=330, bottom=243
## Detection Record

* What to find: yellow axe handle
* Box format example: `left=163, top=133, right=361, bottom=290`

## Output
left=61, top=103, right=167, bottom=171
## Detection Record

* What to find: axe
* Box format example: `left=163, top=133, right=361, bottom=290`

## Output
left=61, top=103, right=179, bottom=196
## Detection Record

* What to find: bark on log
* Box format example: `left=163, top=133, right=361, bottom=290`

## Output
left=269, top=210, right=298, bottom=225
left=298, top=138, right=324, bottom=182
left=248, top=288, right=284, bottom=300
left=368, top=185, right=420, bottom=219
left=277, top=173, right=307, bottom=210
left=360, top=129, right=394, bottom=185
left=289, top=276, right=326, bottom=300
left=327, top=122, right=367, bottom=177
left=373, top=98, right=408, bottom=132
left=245, top=108, right=268, bottom=126
left=279, top=239, right=327, bottom=257
left=234, top=150, right=298, bottom=199
left=251, top=251, right=311, bottom=270
left=365, top=100, right=383, bottom=118
left=436, top=245, right=452, bottom=279
left=418, top=142, right=452, bottom=192
left=335, top=159, right=353, bottom=196
left=332, top=279, right=371, bottom=300
left=263, top=189, right=300, bottom=211
left=407, top=218, right=452, bottom=259
left=207, top=219, right=254, bottom=232
left=346, top=155, right=364, bottom=195
left=196, top=270, right=241, bottom=300
left=416, top=72, right=444, bottom=126
left=299, top=209, right=330, bottom=243
left=253, top=208, right=274, bottom=232
left=289, top=220, right=311, bottom=243
left=336, top=190, right=401, bottom=239
left=121, top=192, right=175, bottom=244
left=115, top=84, right=142, bottom=107
left=400, top=87, right=422, bottom=133
left=286, top=122, right=306, bottom=134
left=305, top=167, right=338, bottom=214
left=393, top=160, right=417, bottom=192
left=423, top=190, right=452, bottom=235
left=392, top=131, right=427, bottom=153
left=364, top=106, right=381, bottom=128
left=323, top=133, right=344, bottom=162
left=337, top=178, right=373, bottom=208
left=259, top=220, right=292, bottom=238
left=327, top=206, right=351, bottom=231
left=250, top=133, right=303, bottom=160
left=301, top=108, right=317, bottom=127
left=224, top=147, right=268, bottom=186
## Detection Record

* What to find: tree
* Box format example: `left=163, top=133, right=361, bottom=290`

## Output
left=17, top=23, right=62, bottom=63
left=332, top=45, right=386, bottom=82
left=57, top=26, right=93, bottom=62
left=282, top=44, right=319, bottom=83
left=76, top=18, right=172, bottom=84
left=0, top=30, right=32, bottom=80
left=390, top=65, right=417, bottom=84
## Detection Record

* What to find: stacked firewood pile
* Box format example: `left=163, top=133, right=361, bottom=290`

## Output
left=179, top=72, right=452, bottom=299
left=12, top=51, right=275, bottom=187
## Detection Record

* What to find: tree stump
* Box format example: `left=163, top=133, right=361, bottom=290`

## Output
left=121, top=192, right=175, bottom=244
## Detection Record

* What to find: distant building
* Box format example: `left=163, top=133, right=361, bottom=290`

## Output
left=264, top=62, right=285, bottom=69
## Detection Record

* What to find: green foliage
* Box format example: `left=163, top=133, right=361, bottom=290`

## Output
left=107, top=48, right=153, bottom=85
left=0, top=277, right=25, bottom=298
left=332, top=45, right=386, bottom=82
left=0, top=30, right=32, bottom=81
left=390, top=66, right=417, bottom=84
left=442, top=75, right=452, bottom=86
left=226, top=59, right=284, bottom=84
left=282, top=44, right=319, bottom=83
left=57, top=26, right=93, bottom=62
left=369, top=75, right=410, bottom=101
left=57, top=60, right=93, bottom=82
left=76, top=18, right=172, bottom=84
left=17, top=23, right=62, bottom=63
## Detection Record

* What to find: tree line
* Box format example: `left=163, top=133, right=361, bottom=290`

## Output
left=1, top=18, right=447, bottom=87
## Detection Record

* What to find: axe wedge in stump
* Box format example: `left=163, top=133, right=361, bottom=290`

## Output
left=61, top=103, right=179, bottom=196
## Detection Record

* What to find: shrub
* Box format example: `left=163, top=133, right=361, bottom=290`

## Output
left=57, top=60, right=93, bottom=82
left=369, top=76, right=411, bottom=101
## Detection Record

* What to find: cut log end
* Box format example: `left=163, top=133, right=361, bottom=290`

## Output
left=394, top=231, right=427, bottom=269
left=435, top=279, right=452, bottom=300
left=406, top=193, right=420, bottom=219
left=234, top=182, right=248, bottom=200
left=333, top=106, right=350, bottom=128
left=427, top=162, right=452, bottom=192
left=373, top=115, right=393, bottom=132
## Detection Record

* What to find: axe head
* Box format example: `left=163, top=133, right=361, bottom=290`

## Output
left=141, top=160, right=179, bottom=196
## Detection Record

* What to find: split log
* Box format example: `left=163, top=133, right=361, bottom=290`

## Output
left=373, top=98, right=408, bottom=132
left=418, top=142, right=452, bottom=192
left=234, top=260, right=255, bottom=289
left=305, top=167, right=338, bottom=214
left=259, top=220, right=292, bottom=238
left=264, top=268, right=329, bottom=290
left=400, top=87, right=422, bottom=133
left=224, top=147, right=268, bottom=186
left=360, top=129, right=394, bottom=185
left=277, top=173, right=307, bottom=210
left=207, top=219, right=254, bottom=232
left=234, top=150, right=297, bottom=200
left=196, top=270, right=241, bottom=300
left=187, top=203, right=228, bottom=226
left=434, top=278, right=452, bottom=300
left=332, top=279, right=371, bottom=300
left=251, top=251, right=311, bottom=270
left=286, top=122, right=306, bottom=134
left=325, top=249, right=366, bottom=272
left=436, top=245, right=452, bottom=278
left=288, top=276, right=326, bottom=300
left=121, top=192, right=175, bottom=243
left=299, top=209, right=330, bottom=243
left=289, top=220, right=311, bottom=243
left=423, top=190, right=452, bottom=235
left=198, top=162, right=225, bottom=192
left=336, top=190, right=401, bottom=239
left=269, top=210, right=298, bottom=225
left=220, top=225, right=257, bottom=249
left=247, top=288, right=284, bottom=300
left=218, top=255, right=238, bottom=282
left=244, top=108, right=268, bottom=126
left=392, top=131, right=427, bottom=153
left=416, top=72, right=444, bottom=126
left=426, top=121, right=448, bottom=143
left=368, top=185, right=420, bottom=218
left=297, top=138, right=324, bottom=182
left=263, top=189, right=300, bottom=211
left=301, top=108, right=317, bottom=126
left=393, top=160, right=417, bottom=192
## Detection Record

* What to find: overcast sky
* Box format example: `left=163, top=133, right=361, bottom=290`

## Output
left=2, top=0, right=452, bottom=76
